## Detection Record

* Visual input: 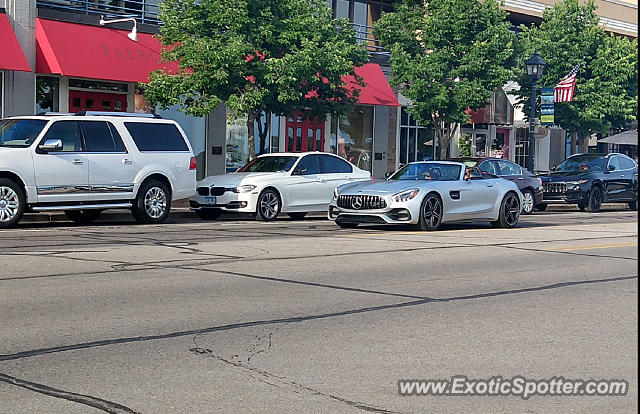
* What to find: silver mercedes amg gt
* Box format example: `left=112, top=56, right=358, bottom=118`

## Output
left=329, top=161, right=523, bottom=231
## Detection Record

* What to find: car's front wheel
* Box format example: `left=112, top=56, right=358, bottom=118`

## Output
left=132, top=180, right=171, bottom=224
left=256, top=189, right=281, bottom=221
left=491, top=192, right=521, bottom=228
left=416, top=193, right=442, bottom=231
left=521, top=190, right=535, bottom=215
left=0, top=179, right=25, bottom=229
left=585, top=186, right=602, bottom=213
left=196, top=208, right=222, bottom=220
left=64, top=209, right=102, bottom=224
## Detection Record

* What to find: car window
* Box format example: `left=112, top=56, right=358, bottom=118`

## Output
left=479, top=161, right=498, bottom=175
left=390, top=163, right=461, bottom=181
left=319, top=154, right=353, bottom=173
left=497, top=160, right=521, bottom=176
left=0, top=119, right=48, bottom=148
left=618, top=156, right=636, bottom=170
left=238, top=156, right=298, bottom=172
left=81, top=121, right=126, bottom=153
left=557, top=155, right=605, bottom=172
left=42, top=121, right=83, bottom=152
left=295, top=155, right=320, bottom=175
left=124, top=122, right=189, bottom=152
left=608, top=157, right=621, bottom=171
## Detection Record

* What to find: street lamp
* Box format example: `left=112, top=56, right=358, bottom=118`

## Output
left=525, top=51, right=546, bottom=172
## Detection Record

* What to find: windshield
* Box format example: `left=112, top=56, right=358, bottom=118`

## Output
left=556, top=155, right=606, bottom=172
left=389, top=163, right=462, bottom=181
left=238, top=156, right=298, bottom=173
left=0, top=119, right=48, bottom=148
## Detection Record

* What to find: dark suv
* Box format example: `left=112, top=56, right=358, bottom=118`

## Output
left=537, top=153, right=638, bottom=212
left=448, top=157, right=543, bottom=214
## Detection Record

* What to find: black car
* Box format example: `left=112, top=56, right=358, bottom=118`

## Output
left=448, top=157, right=543, bottom=214
left=537, top=153, right=638, bottom=212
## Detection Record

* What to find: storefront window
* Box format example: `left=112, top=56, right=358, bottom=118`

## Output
left=226, top=116, right=249, bottom=172
left=331, top=105, right=374, bottom=172
left=399, top=107, right=434, bottom=165
left=255, top=112, right=280, bottom=157
left=35, top=76, right=60, bottom=113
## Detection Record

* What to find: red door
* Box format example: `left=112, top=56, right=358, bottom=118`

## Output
left=68, top=90, right=127, bottom=113
left=285, top=111, right=325, bottom=152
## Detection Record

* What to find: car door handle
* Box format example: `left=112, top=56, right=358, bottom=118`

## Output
left=122, top=158, right=132, bottom=165
left=72, top=159, right=83, bottom=165
left=317, top=178, right=325, bottom=183
left=517, top=177, right=524, bottom=180
left=486, top=184, right=494, bottom=187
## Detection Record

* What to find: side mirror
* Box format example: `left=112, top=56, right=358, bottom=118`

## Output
left=38, top=139, right=63, bottom=153
left=292, top=167, right=307, bottom=176
left=607, top=164, right=616, bottom=171
left=385, top=171, right=394, bottom=179
left=550, top=165, right=556, bottom=171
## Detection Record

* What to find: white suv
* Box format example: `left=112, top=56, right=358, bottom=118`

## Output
left=0, top=112, right=197, bottom=228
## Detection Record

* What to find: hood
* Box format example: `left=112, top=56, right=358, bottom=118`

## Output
left=540, top=171, right=593, bottom=182
left=197, top=172, right=287, bottom=187
left=338, top=179, right=427, bottom=195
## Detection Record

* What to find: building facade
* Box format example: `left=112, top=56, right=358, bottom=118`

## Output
left=1, top=0, right=637, bottom=178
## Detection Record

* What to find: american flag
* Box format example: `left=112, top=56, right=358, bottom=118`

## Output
left=554, top=62, right=581, bottom=102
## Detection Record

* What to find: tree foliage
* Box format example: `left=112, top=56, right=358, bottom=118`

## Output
left=144, top=0, right=368, bottom=159
left=373, top=0, right=517, bottom=158
left=515, top=0, right=638, bottom=151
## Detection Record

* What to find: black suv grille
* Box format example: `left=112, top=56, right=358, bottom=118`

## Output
left=337, top=195, right=387, bottom=210
left=543, top=182, right=567, bottom=194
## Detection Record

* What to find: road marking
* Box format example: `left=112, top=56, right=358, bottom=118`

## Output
left=546, top=242, right=638, bottom=251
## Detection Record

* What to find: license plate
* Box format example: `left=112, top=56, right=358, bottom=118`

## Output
left=203, top=196, right=217, bottom=205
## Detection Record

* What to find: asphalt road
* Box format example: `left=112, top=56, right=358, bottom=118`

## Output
left=0, top=206, right=637, bottom=413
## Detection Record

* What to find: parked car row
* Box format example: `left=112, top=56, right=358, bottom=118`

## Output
left=1, top=113, right=636, bottom=230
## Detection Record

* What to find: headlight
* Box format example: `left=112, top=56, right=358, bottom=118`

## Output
left=567, top=180, right=588, bottom=185
left=233, top=184, right=257, bottom=193
left=333, top=188, right=339, bottom=200
left=393, top=189, right=420, bottom=202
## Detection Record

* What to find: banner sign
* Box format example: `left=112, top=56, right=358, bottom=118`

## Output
left=540, top=87, right=555, bottom=125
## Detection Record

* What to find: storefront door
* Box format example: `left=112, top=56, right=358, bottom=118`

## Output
left=69, top=90, right=127, bottom=113
left=491, top=128, right=510, bottom=159
left=285, top=111, right=325, bottom=152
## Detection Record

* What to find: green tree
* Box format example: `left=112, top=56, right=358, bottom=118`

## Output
left=373, top=0, right=517, bottom=159
left=516, top=0, right=638, bottom=153
left=144, top=0, right=368, bottom=160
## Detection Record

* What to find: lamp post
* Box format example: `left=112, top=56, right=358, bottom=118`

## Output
left=525, top=52, right=546, bottom=172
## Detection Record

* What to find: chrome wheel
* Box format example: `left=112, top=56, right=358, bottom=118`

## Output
left=504, top=194, right=520, bottom=226
left=144, top=187, right=167, bottom=219
left=522, top=191, right=534, bottom=214
left=258, top=191, right=280, bottom=220
left=0, top=186, right=20, bottom=223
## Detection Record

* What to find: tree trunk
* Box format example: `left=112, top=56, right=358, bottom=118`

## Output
left=570, top=131, right=578, bottom=155
left=258, top=112, right=271, bottom=155
left=577, top=133, right=588, bottom=154
left=247, top=112, right=257, bottom=161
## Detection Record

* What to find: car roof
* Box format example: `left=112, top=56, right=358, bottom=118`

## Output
left=4, top=114, right=175, bottom=123
left=447, top=157, right=504, bottom=162
left=407, top=160, right=464, bottom=166
left=257, top=152, right=341, bottom=157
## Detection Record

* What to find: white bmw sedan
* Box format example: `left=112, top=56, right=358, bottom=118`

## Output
left=190, top=152, right=371, bottom=220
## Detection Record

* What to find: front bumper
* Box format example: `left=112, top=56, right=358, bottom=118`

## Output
left=541, top=183, right=589, bottom=204
left=328, top=202, right=416, bottom=225
left=190, top=192, right=257, bottom=212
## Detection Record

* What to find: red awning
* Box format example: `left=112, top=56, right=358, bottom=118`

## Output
left=0, top=13, right=31, bottom=72
left=346, top=63, right=399, bottom=107
left=36, top=18, right=178, bottom=83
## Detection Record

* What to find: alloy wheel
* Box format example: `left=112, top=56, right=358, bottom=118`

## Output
left=259, top=192, right=279, bottom=220
left=590, top=189, right=602, bottom=211
left=522, top=191, right=534, bottom=214
left=503, top=194, right=520, bottom=226
left=144, top=187, right=167, bottom=219
left=0, top=186, right=20, bottom=223
left=422, top=195, right=442, bottom=229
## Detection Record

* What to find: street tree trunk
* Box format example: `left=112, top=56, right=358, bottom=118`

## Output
left=570, top=131, right=578, bottom=155
left=247, top=111, right=257, bottom=161
left=256, top=111, right=271, bottom=156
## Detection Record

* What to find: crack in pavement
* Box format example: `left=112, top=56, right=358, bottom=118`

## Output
left=0, top=372, right=140, bottom=414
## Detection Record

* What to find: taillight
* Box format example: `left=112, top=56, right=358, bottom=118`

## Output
left=189, top=156, right=197, bottom=170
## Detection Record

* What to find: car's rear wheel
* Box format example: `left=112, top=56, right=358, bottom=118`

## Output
left=256, top=189, right=281, bottom=221
left=416, top=193, right=442, bottom=231
left=287, top=212, right=307, bottom=220
left=0, top=179, right=25, bottom=229
left=585, top=186, right=602, bottom=213
left=64, top=209, right=102, bottom=224
left=521, top=190, right=535, bottom=215
left=132, top=180, right=171, bottom=224
left=196, top=208, right=222, bottom=220
left=492, top=192, right=521, bottom=228
left=535, top=203, right=547, bottom=211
